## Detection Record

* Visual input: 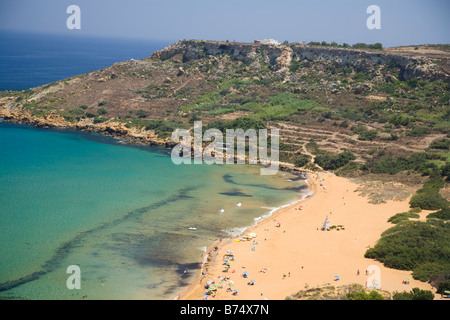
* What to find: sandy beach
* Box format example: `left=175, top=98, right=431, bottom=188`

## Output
left=177, top=171, right=440, bottom=300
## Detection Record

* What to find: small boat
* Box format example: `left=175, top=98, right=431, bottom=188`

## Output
left=188, top=227, right=197, bottom=231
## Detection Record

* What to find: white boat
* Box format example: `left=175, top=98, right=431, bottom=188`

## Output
left=188, top=227, right=197, bottom=231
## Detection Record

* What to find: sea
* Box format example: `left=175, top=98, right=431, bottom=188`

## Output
left=0, top=31, right=309, bottom=300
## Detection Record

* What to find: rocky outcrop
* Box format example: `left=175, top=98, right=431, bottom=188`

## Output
left=0, top=106, right=172, bottom=147
left=151, top=40, right=449, bottom=82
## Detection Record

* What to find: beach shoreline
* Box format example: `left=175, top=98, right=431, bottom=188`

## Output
left=174, top=171, right=441, bottom=300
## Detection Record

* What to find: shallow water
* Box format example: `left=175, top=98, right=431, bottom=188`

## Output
left=0, top=122, right=308, bottom=299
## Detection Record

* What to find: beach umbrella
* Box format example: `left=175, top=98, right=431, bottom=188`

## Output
left=244, top=271, right=249, bottom=275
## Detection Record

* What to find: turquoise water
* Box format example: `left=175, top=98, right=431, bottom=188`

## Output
left=0, top=121, right=307, bottom=300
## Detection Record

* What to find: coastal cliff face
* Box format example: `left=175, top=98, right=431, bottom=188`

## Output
left=0, top=106, right=173, bottom=147
left=151, top=40, right=448, bottom=82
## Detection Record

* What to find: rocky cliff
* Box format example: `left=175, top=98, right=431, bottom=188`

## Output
left=151, top=40, right=449, bottom=82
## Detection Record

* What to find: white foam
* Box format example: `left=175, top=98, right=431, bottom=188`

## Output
left=222, top=178, right=314, bottom=238
left=222, top=227, right=247, bottom=238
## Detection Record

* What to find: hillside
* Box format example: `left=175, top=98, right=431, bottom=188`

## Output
left=1, top=40, right=449, bottom=183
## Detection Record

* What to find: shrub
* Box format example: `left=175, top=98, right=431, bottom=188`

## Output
left=388, top=211, right=420, bottom=224
left=413, top=262, right=448, bottom=282
left=315, top=151, right=356, bottom=171
left=407, top=126, right=431, bottom=137
left=393, top=288, right=434, bottom=300
left=206, top=116, right=267, bottom=132
left=390, top=114, right=410, bottom=126
left=427, top=207, right=450, bottom=220
left=136, top=109, right=149, bottom=118
left=294, top=155, right=310, bottom=168
left=289, top=60, right=300, bottom=72
left=98, top=100, right=107, bottom=106
left=437, top=280, right=450, bottom=294
left=358, top=129, right=377, bottom=141
left=366, top=152, right=438, bottom=175
left=69, top=107, right=85, bottom=116
left=430, top=138, right=450, bottom=150
left=365, top=220, right=450, bottom=273
left=93, top=116, right=107, bottom=124
left=347, top=290, right=384, bottom=300
left=441, top=162, right=450, bottom=181
left=144, top=119, right=187, bottom=138
left=339, top=120, right=349, bottom=128
left=97, top=108, right=108, bottom=115
left=409, top=191, right=448, bottom=210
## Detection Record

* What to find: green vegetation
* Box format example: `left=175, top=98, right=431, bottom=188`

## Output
left=365, top=220, right=450, bottom=276
left=406, top=125, right=431, bottom=137
left=363, top=152, right=445, bottom=175
left=289, top=60, right=300, bottom=72
left=409, top=168, right=448, bottom=210
left=409, top=191, right=448, bottom=210
left=436, top=280, right=450, bottom=294
left=365, top=168, right=449, bottom=286
left=135, top=119, right=187, bottom=138
left=97, top=108, right=108, bottom=115
left=314, top=150, right=356, bottom=170
left=387, top=208, right=421, bottom=224
left=205, top=116, right=267, bottom=132
left=393, top=288, right=434, bottom=300
left=427, top=207, right=450, bottom=220
left=346, top=290, right=384, bottom=300
left=358, top=129, right=377, bottom=141
left=93, top=116, right=108, bottom=124
left=430, top=138, right=450, bottom=150
left=179, top=78, right=319, bottom=122
left=293, top=155, right=310, bottom=168
left=136, top=109, right=149, bottom=118
left=307, top=41, right=383, bottom=50
left=69, top=107, right=86, bottom=116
